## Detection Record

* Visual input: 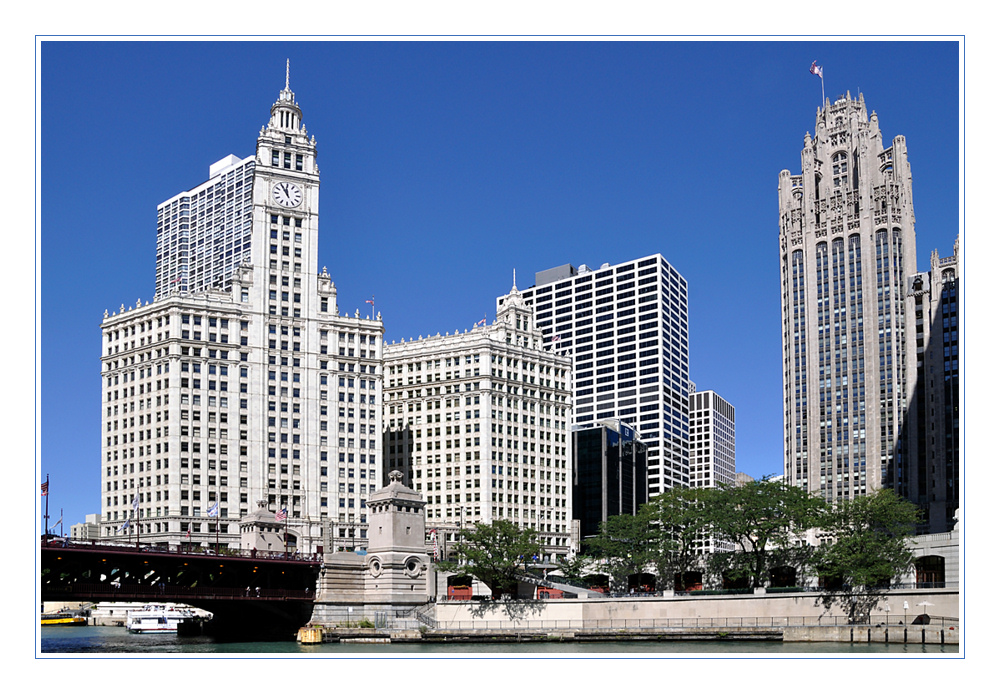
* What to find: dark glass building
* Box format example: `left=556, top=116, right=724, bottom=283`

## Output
left=571, top=420, right=648, bottom=540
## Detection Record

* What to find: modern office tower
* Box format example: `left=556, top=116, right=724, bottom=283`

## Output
left=904, top=239, right=960, bottom=533
left=382, top=282, right=573, bottom=562
left=100, top=72, right=384, bottom=553
left=688, top=388, right=735, bottom=489
left=571, top=419, right=648, bottom=541
left=155, top=154, right=256, bottom=298
left=778, top=92, right=917, bottom=503
left=500, top=254, right=690, bottom=496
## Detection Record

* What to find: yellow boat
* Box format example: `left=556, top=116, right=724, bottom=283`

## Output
left=41, top=614, right=87, bottom=626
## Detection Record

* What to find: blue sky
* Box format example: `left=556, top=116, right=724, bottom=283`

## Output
left=38, top=39, right=960, bottom=530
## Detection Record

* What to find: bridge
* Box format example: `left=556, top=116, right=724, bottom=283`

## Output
left=41, top=538, right=322, bottom=639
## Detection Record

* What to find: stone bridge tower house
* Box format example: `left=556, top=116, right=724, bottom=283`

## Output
left=310, top=471, right=434, bottom=623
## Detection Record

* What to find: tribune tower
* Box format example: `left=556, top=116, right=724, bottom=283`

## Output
left=778, top=92, right=917, bottom=503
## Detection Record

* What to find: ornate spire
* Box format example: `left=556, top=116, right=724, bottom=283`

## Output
left=277, top=58, right=294, bottom=102
left=267, top=59, right=302, bottom=133
left=500, top=270, right=527, bottom=313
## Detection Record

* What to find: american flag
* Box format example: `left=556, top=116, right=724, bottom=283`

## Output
left=40, top=481, right=49, bottom=496
left=810, top=61, right=823, bottom=79
left=366, top=298, right=375, bottom=306
left=275, top=508, right=288, bottom=522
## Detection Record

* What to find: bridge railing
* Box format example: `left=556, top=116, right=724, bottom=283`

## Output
left=42, top=538, right=322, bottom=563
left=42, top=582, right=315, bottom=601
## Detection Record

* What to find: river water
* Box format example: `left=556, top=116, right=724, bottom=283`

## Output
left=40, top=626, right=959, bottom=656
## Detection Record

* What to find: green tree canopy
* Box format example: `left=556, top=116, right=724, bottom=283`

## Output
left=643, top=487, right=711, bottom=589
left=551, top=553, right=593, bottom=585
left=585, top=512, right=655, bottom=592
left=815, top=489, right=921, bottom=623
left=699, top=477, right=828, bottom=589
left=437, top=520, right=542, bottom=598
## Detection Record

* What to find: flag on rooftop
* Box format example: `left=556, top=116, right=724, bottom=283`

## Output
left=810, top=61, right=823, bottom=79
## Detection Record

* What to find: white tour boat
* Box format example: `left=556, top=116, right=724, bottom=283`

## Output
left=126, top=605, right=196, bottom=633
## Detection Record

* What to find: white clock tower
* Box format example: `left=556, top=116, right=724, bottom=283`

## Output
left=100, top=64, right=384, bottom=554
left=250, top=60, right=321, bottom=302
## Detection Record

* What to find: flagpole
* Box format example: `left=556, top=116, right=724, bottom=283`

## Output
left=44, top=474, right=50, bottom=537
left=810, top=61, right=825, bottom=109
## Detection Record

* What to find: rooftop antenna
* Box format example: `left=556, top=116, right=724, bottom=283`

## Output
left=285, top=59, right=290, bottom=91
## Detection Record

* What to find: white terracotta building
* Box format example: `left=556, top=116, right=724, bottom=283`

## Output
left=382, top=281, right=573, bottom=562
left=99, top=71, right=383, bottom=553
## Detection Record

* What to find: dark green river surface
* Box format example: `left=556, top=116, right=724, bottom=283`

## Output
left=40, top=626, right=959, bottom=656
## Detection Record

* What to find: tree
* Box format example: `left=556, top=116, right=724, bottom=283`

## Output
left=585, top=512, right=654, bottom=592
left=436, top=520, right=542, bottom=599
left=705, top=549, right=758, bottom=590
left=815, top=489, right=921, bottom=624
left=643, top=487, right=711, bottom=590
left=699, top=477, right=828, bottom=589
left=551, top=553, right=593, bottom=585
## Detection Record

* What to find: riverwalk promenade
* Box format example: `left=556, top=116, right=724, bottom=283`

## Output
left=299, top=586, right=960, bottom=646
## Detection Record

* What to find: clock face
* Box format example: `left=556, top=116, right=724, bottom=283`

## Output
left=272, top=181, right=303, bottom=208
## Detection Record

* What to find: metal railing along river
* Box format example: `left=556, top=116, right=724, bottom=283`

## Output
left=428, top=613, right=959, bottom=631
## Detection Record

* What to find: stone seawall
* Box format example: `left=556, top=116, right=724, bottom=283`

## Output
left=784, top=625, right=959, bottom=645
left=297, top=624, right=960, bottom=645
left=431, top=588, right=959, bottom=634
left=300, top=589, right=960, bottom=644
